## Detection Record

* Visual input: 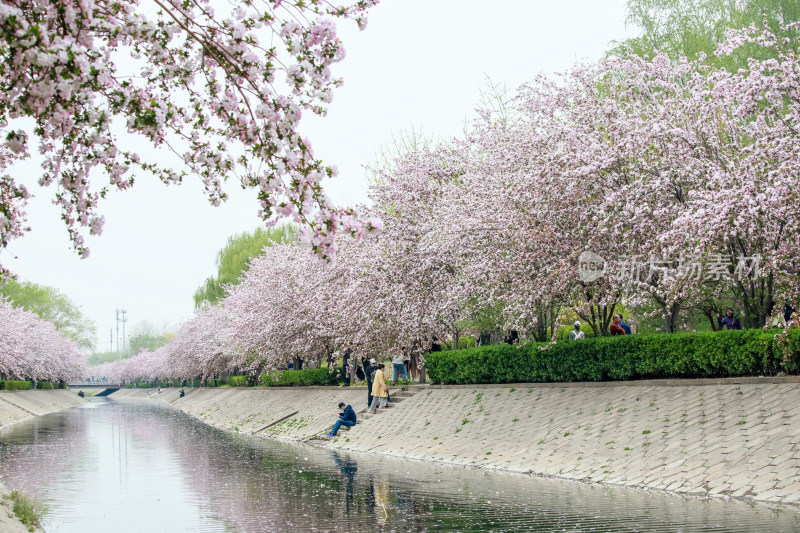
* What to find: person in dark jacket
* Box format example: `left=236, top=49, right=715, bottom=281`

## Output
left=342, top=348, right=352, bottom=386
left=504, top=329, right=519, bottom=345
left=431, top=336, right=442, bottom=352
left=327, top=402, right=357, bottom=437
left=619, top=314, right=632, bottom=335
left=717, top=308, right=742, bottom=330
left=365, top=358, right=377, bottom=408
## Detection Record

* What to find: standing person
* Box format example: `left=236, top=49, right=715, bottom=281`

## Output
left=569, top=321, right=585, bottom=340
left=342, top=347, right=352, bottom=386
left=326, top=402, right=357, bottom=437
left=368, top=364, right=388, bottom=414
left=408, top=347, right=419, bottom=382
left=610, top=314, right=626, bottom=336
left=392, top=348, right=408, bottom=383
left=431, top=336, right=442, bottom=352
left=504, top=329, right=519, bottom=345
left=619, top=314, right=632, bottom=335
left=478, top=332, right=491, bottom=346
left=717, top=308, right=742, bottom=330
left=365, top=358, right=377, bottom=408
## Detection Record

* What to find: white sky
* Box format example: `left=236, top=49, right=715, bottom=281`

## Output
left=4, top=0, right=636, bottom=352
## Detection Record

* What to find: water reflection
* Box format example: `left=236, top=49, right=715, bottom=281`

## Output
left=0, top=399, right=797, bottom=532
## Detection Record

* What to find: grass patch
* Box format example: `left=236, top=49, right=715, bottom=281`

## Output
left=9, top=490, right=43, bottom=532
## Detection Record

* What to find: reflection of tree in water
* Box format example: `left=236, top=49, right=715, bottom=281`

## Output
left=0, top=408, right=90, bottom=496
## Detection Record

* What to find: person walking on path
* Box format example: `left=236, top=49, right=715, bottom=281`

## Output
left=717, top=308, right=742, bottom=330
left=610, top=314, right=626, bottom=336
left=365, top=358, right=377, bottom=408
left=327, top=402, right=357, bottom=437
left=569, top=321, right=585, bottom=340
left=392, top=348, right=408, bottom=383
left=368, top=364, right=388, bottom=414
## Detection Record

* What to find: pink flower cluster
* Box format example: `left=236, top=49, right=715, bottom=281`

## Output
left=0, top=0, right=379, bottom=274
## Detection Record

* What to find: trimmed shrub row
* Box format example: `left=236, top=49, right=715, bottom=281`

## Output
left=0, top=380, right=32, bottom=390
left=260, top=368, right=339, bottom=387
left=227, top=376, right=249, bottom=387
left=426, top=330, right=800, bottom=385
left=36, top=381, right=65, bottom=389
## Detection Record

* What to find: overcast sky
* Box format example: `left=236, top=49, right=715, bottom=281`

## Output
left=5, top=0, right=636, bottom=352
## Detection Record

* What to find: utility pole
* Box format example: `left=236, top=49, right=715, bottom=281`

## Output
left=115, top=308, right=120, bottom=358
left=109, top=329, right=113, bottom=353
left=121, top=308, right=128, bottom=355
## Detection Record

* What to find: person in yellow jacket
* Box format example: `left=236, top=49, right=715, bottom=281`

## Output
left=367, top=364, right=388, bottom=413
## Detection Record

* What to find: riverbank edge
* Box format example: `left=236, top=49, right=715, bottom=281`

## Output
left=109, top=379, right=800, bottom=510
left=0, top=389, right=86, bottom=532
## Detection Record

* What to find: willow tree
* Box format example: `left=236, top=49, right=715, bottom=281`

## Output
left=1, top=279, right=96, bottom=350
left=611, top=0, right=800, bottom=69
left=194, top=224, right=295, bottom=308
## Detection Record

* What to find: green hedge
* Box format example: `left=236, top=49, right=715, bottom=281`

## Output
left=227, top=376, right=249, bottom=387
left=260, top=368, right=339, bottom=387
left=426, top=330, right=800, bottom=385
left=0, top=380, right=32, bottom=390
left=36, top=381, right=61, bottom=389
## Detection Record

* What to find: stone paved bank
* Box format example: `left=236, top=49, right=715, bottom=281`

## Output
left=0, top=390, right=86, bottom=430
left=112, top=379, right=800, bottom=506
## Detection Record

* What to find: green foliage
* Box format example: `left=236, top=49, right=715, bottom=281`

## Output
left=9, top=490, right=43, bottom=532
left=260, top=368, right=339, bottom=387
left=194, top=224, right=295, bottom=308
left=36, top=381, right=61, bottom=389
left=426, top=330, right=798, bottom=385
left=775, top=330, right=800, bottom=373
left=227, top=375, right=250, bottom=387
left=555, top=323, right=596, bottom=341
left=0, top=278, right=97, bottom=350
left=89, top=351, right=130, bottom=365
left=457, top=336, right=476, bottom=349
left=0, top=380, right=32, bottom=390
left=611, top=0, right=800, bottom=71
left=129, top=334, right=172, bottom=356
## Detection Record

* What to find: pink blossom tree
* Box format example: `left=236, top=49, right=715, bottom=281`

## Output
left=0, top=297, right=86, bottom=381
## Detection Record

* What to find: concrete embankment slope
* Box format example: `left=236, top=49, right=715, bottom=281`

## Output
left=111, top=386, right=378, bottom=438
left=0, top=390, right=86, bottom=430
left=111, top=380, right=800, bottom=505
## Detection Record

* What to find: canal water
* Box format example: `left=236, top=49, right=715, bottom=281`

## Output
left=0, top=399, right=798, bottom=532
